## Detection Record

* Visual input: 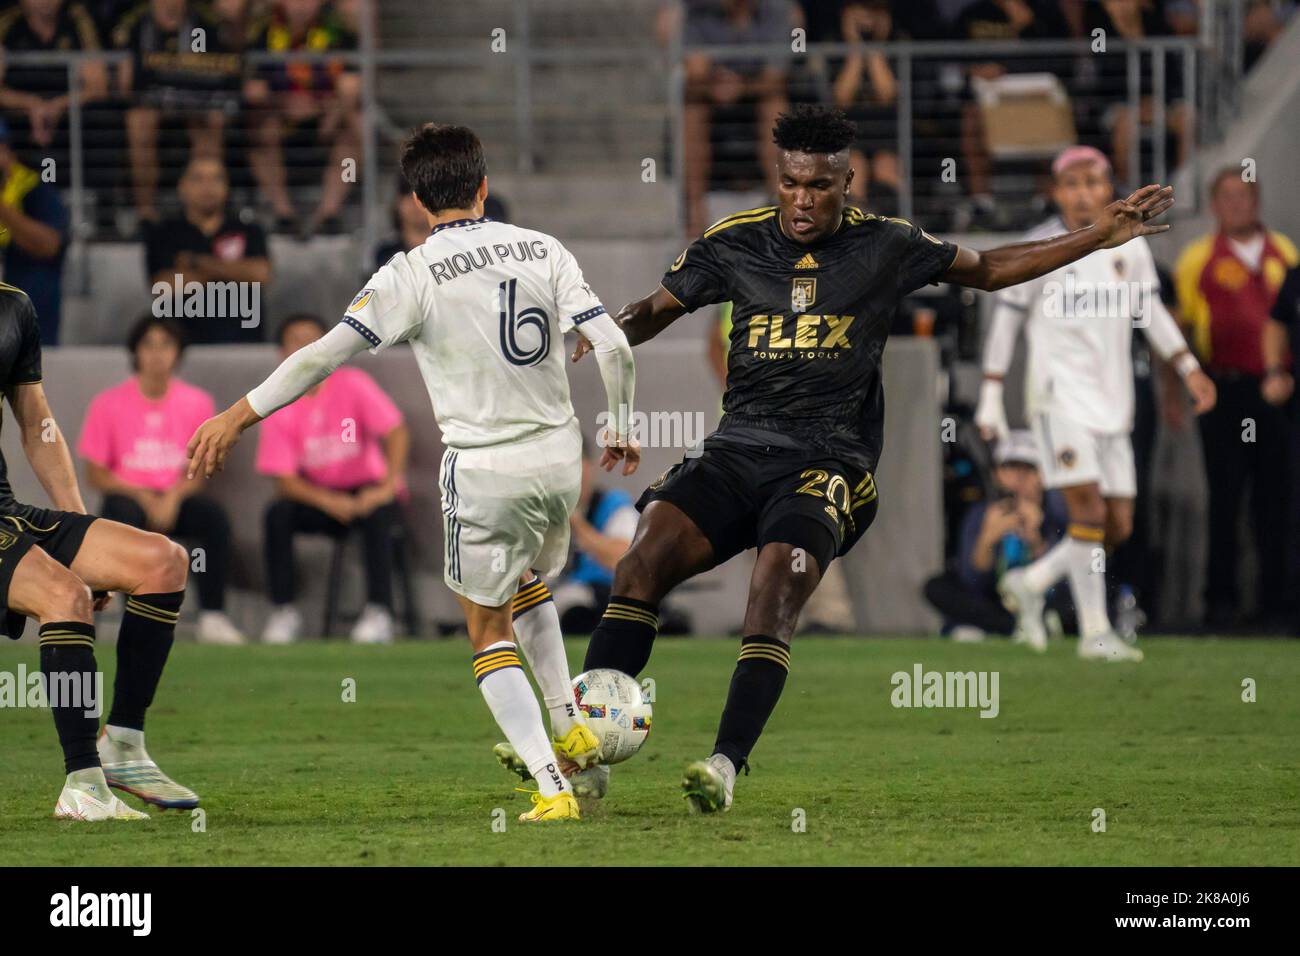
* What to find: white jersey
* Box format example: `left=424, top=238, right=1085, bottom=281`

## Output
left=342, top=216, right=609, bottom=450
left=987, top=217, right=1182, bottom=434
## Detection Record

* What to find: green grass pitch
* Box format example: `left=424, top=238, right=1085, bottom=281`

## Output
left=1, top=636, right=1296, bottom=866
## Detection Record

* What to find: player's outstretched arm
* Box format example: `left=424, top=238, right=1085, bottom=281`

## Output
left=944, top=185, right=1175, bottom=292
left=571, top=286, right=687, bottom=361
left=187, top=323, right=369, bottom=478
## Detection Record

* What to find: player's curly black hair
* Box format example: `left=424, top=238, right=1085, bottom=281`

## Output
left=771, top=104, right=857, bottom=155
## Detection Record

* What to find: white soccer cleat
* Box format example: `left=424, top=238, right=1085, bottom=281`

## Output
left=54, top=768, right=149, bottom=821
left=196, top=611, right=247, bottom=646
left=999, top=568, right=1047, bottom=652
left=261, top=606, right=302, bottom=645
left=1077, top=631, right=1145, bottom=663
left=681, top=753, right=736, bottom=814
left=98, top=726, right=200, bottom=809
left=350, top=604, right=395, bottom=645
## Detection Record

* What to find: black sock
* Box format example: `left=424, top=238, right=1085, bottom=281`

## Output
left=713, top=635, right=790, bottom=772
left=582, top=596, right=660, bottom=676
left=106, top=591, right=183, bottom=731
left=39, top=621, right=101, bottom=774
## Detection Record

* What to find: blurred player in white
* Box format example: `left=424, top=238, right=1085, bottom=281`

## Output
left=975, top=146, right=1216, bottom=661
left=187, top=124, right=638, bottom=821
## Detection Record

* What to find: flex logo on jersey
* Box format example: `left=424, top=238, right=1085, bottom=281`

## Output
left=791, top=277, right=816, bottom=312
left=744, top=314, right=854, bottom=353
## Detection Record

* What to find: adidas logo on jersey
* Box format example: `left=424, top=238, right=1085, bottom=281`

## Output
left=794, top=253, right=819, bottom=269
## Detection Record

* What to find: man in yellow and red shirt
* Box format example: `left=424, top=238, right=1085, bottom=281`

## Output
left=1175, top=168, right=1298, bottom=629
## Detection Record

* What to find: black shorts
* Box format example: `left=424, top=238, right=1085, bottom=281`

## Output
left=0, top=506, right=99, bottom=640
left=636, top=440, right=879, bottom=574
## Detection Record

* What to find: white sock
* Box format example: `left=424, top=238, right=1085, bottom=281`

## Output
left=102, top=725, right=145, bottom=753
left=474, top=640, right=568, bottom=797
left=512, top=578, right=579, bottom=737
left=1021, top=537, right=1073, bottom=594
left=1064, top=534, right=1112, bottom=639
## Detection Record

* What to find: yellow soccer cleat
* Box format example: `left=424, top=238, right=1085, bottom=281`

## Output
left=552, top=723, right=601, bottom=770
left=518, top=790, right=581, bottom=822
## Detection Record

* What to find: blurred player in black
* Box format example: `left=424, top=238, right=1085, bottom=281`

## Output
left=0, top=282, right=197, bottom=820
left=572, top=104, right=1177, bottom=812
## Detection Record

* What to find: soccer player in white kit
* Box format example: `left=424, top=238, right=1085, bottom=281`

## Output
left=187, top=124, right=638, bottom=821
left=975, top=146, right=1217, bottom=661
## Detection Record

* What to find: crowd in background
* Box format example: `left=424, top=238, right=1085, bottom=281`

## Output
left=2, top=0, right=1297, bottom=638
left=669, top=0, right=1292, bottom=234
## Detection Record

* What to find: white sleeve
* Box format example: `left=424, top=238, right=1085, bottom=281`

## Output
left=551, top=239, right=608, bottom=331
left=548, top=238, right=635, bottom=439
left=580, top=311, right=636, bottom=442
left=983, top=279, right=1036, bottom=376
left=340, top=254, right=425, bottom=353
left=246, top=323, right=371, bottom=418
left=1132, top=241, right=1193, bottom=363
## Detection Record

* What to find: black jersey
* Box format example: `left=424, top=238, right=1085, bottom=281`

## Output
left=0, top=285, right=44, bottom=509
left=661, top=205, right=958, bottom=472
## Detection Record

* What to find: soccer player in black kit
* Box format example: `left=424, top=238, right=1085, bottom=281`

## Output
left=0, top=283, right=197, bottom=820
left=571, top=105, right=1177, bottom=812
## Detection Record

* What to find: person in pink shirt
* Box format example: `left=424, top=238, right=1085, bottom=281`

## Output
left=256, top=313, right=409, bottom=644
left=78, top=315, right=245, bottom=645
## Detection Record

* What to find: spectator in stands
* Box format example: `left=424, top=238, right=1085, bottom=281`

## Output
left=255, top=313, right=409, bottom=645
left=952, top=0, right=1069, bottom=228
left=1175, top=168, right=1298, bottom=629
left=831, top=1, right=900, bottom=216
left=78, top=314, right=246, bottom=644
left=0, top=116, right=70, bottom=342
left=145, top=154, right=271, bottom=344
left=244, top=0, right=359, bottom=236
left=373, top=179, right=428, bottom=267
left=924, top=430, right=1068, bottom=640
left=375, top=177, right=509, bottom=267
left=1243, top=0, right=1289, bottom=71
left=1083, top=0, right=1189, bottom=185
left=112, top=0, right=242, bottom=225
left=0, top=0, right=108, bottom=163
left=668, top=0, right=798, bottom=236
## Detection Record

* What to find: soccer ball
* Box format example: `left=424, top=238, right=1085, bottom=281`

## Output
left=572, top=668, right=652, bottom=765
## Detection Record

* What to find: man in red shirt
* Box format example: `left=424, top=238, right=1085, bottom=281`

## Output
left=1175, top=168, right=1299, bottom=629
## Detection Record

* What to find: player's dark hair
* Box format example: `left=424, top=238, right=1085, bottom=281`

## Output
left=772, top=104, right=857, bottom=155
left=275, top=312, right=329, bottom=347
left=126, top=313, right=186, bottom=372
left=400, top=123, right=486, bottom=214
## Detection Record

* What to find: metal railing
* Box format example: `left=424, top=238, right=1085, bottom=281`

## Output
left=0, top=4, right=1248, bottom=261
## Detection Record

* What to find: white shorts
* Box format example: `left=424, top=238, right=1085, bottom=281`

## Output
left=439, top=421, right=582, bottom=607
left=1030, top=410, right=1136, bottom=498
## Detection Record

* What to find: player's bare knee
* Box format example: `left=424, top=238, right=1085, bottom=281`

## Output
left=139, top=534, right=188, bottom=593
left=612, top=546, right=664, bottom=603
left=1064, top=488, right=1107, bottom=527
left=45, top=571, right=94, bottom=624
left=1105, top=513, right=1133, bottom=547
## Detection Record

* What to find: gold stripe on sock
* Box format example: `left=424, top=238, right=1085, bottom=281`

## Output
left=125, top=599, right=181, bottom=623
left=603, top=605, right=658, bottom=628
left=1067, top=523, right=1105, bottom=543
left=473, top=653, right=522, bottom=680
left=472, top=650, right=521, bottom=677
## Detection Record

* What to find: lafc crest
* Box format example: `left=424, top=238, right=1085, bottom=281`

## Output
left=791, top=277, right=816, bottom=312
